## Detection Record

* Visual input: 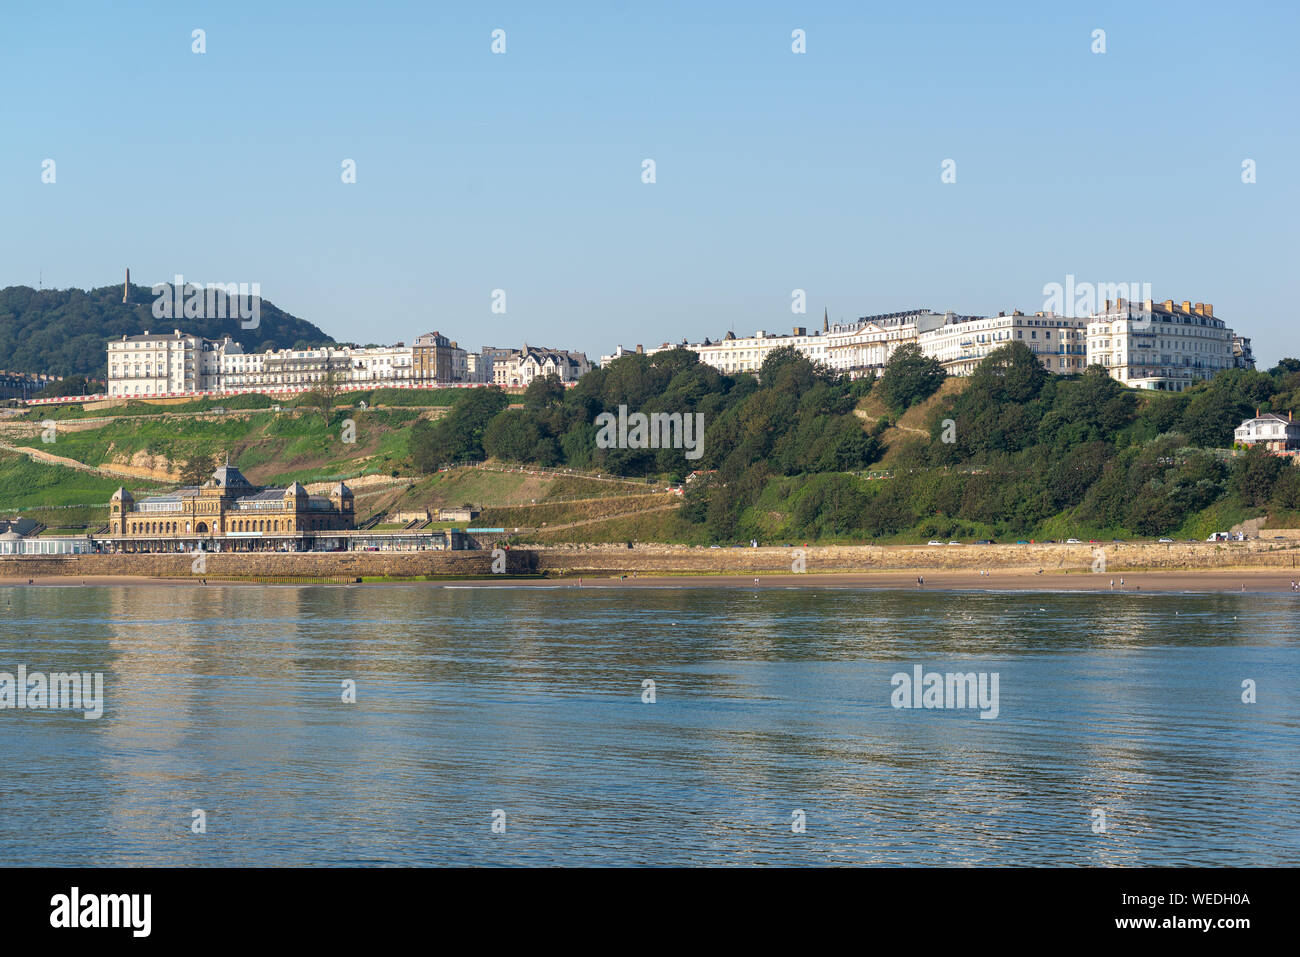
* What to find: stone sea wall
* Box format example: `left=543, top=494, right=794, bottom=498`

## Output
left=530, top=540, right=1300, bottom=575
left=0, top=549, right=537, bottom=580
left=3, top=540, right=1299, bottom=580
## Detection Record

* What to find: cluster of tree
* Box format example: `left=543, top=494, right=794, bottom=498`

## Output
left=860, top=343, right=1300, bottom=540
left=409, top=346, right=880, bottom=485
left=409, top=339, right=1300, bottom=543
left=0, top=284, right=334, bottom=378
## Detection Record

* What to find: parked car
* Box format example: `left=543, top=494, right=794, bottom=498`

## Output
left=1016, top=540, right=1029, bottom=545
left=975, top=539, right=994, bottom=545
left=947, top=541, right=962, bottom=546
left=1066, top=538, right=1082, bottom=544
left=928, top=541, right=944, bottom=546
left=1158, top=538, right=1174, bottom=544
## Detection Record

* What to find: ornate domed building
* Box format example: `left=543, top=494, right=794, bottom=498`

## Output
left=107, top=460, right=354, bottom=551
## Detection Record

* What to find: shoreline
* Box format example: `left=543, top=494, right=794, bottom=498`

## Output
left=4, top=568, right=1300, bottom=593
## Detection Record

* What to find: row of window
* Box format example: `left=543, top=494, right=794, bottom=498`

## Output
left=125, top=517, right=339, bottom=535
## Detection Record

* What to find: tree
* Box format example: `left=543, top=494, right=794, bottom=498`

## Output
left=409, top=386, right=510, bottom=469
left=523, top=374, right=565, bottom=409
left=178, top=452, right=219, bottom=487
left=878, top=343, right=945, bottom=413
left=1231, top=446, right=1286, bottom=507
left=300, top=363, right=343, bottom=424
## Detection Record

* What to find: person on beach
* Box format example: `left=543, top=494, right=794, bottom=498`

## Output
left=1109, top=579, right=1114, bottom=589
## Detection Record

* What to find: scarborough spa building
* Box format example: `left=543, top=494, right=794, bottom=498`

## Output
left=107, top=462, right=354, bottom=552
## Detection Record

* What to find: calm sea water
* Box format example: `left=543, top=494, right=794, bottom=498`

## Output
left=0, top=583, right=1296, bottom=866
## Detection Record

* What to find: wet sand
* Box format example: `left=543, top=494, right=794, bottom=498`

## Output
left=4, top=569, right=1300, bottom=593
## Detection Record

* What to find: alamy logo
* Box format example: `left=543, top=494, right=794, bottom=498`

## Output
left=0, top=666, right=103, bottom=719
left=594, top=405, right=704, bottom=460
left=151, top=273, right=261, bottom=329
left=50, top=887, right=151, bottom=937
left=1041, top=275, right=1152, bottom=320
left=890, top=665, right=999, bottom=719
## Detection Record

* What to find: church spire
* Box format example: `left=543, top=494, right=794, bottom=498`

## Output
left=823, top=307, right=829, bottom=333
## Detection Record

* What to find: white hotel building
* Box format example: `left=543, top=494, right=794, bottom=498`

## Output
left=625, top=297, right=1247, bottom=388
left=106, top=330, right=235, bottom=397
left=107, top=333, right=414, bottom=397
left=917, top=311, right=1089, bottom=376
left=636, top=309, right=1090, bottom=380
left=105, top=333, right=590, bottom=399
left=1086, top=299, right=1239, bottom=392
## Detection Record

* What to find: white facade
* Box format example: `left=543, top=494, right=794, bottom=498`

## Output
left=1234, top=413, right=1300, bottom=449
left=493, top=347, right=592, bottom=387
left=465, top=352, right=493, bottom=383
left=106, top=330, right=233, bottom=397
left=918, top=312, right=1088, bottom=376
left=682, top=328, right=833, bottom=376
left=106, top=336, right=436, bottom=397
left=1085, top=299, right=1239, bottom=392
left=637, top=299, right=1248, bottom=388
left=824, top=311, right=952, bottom=376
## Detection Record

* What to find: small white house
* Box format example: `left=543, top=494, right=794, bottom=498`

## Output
left=1234, top=411, right=1300, bottom=451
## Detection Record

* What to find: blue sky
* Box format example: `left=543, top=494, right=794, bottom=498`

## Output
left=3, top=0, right=1297, bottom=365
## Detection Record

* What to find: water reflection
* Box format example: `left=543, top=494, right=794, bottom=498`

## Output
left=0, top=584, right=1296, bottom=866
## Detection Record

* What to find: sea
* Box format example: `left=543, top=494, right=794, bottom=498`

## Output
left=0, top=583, right=1296, bottom=866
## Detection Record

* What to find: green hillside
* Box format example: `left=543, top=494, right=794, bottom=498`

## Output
left=0, top=283, right=335, bottom=378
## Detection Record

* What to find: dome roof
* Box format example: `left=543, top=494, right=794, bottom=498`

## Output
left=110, top=486, right=134, bottom=501
left=211, top=463, right=253, bottom=489
left=283, top=481, right=308, bottom=496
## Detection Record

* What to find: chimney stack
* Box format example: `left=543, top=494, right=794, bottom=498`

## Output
left=123, top=268, right=130, bottom=304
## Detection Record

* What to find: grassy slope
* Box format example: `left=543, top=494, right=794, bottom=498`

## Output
left=12, top=408, right=421, bottom=485
left=0, top=451, right=161, bottom=527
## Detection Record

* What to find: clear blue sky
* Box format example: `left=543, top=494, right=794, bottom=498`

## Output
left=3, top=0, right=1297, bottom=365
